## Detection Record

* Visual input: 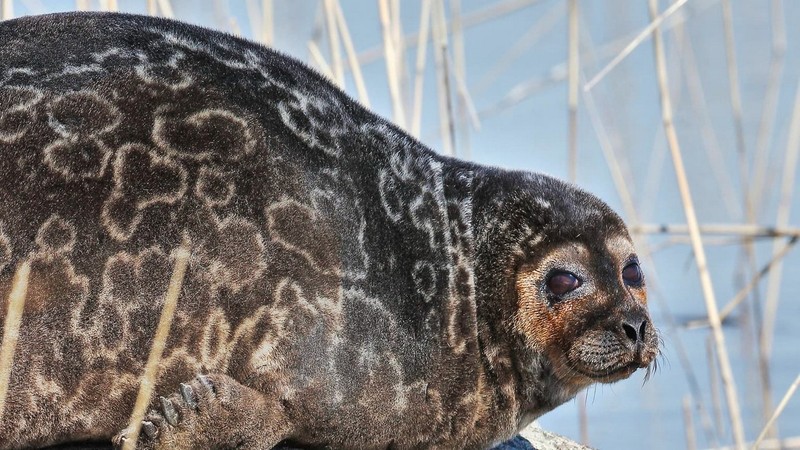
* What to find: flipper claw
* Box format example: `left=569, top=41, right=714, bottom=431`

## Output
left=160, top=396, right=179, bottom=426
left=180, top=383, right=197, bottom=409
left=142, top=420, right=158, bottom=439
left=197, top=374, right=215, bottom=393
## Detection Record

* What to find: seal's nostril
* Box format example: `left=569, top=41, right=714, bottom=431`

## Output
left=622, top=323, right=637, bottom=342
left=621, top=318, right=648, bottom=343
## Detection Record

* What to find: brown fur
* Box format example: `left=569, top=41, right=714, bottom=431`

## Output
left=516, top=235, right=656, bottom=389
left=0, top=12, right=658, bottom=450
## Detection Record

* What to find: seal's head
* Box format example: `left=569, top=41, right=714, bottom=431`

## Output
left=474, top=170, right=659, bottom=393
left=503, top=175, right=659, bottom=390
left=515, top=233, right=658, bottom=387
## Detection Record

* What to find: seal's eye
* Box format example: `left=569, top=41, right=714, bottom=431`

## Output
left=622, top=262, right=643, bottom=285
left=546, top=271, right=582, bottom=296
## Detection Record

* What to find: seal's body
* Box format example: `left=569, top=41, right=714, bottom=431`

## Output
left=0, top=13, right=658, bottom=450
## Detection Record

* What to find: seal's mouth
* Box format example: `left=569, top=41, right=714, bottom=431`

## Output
left=565, top=345, right=658, bottom=384
left=563, top=326, right=661, bottom=385
left=570, top=360, right=641, bottom=383
left=600, top=361, right=644, bottom=380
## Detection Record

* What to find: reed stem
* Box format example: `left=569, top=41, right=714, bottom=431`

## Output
left=648, top=0, right=746, bottom=447
left=567, top=0, right=578, bottom=182
left=754, top=373, right=800, bottom=449
left=122, top=245, right=190, bottom=450
left=0, top=261, right=31, bottom=421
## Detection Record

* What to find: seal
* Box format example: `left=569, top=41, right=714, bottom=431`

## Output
left=0, top=12, right=659, bottom=450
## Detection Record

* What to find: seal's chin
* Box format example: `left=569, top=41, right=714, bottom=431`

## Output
left=574, top=361, right=643, bottom=383
left=561, top=329, right=659, bottom=385
left=570, top=361, right=647, bottom=383
left=563, top=346, right=656, bottom=384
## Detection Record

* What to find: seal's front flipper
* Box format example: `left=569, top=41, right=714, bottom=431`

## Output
left=113, top=373, right=290, bottom=450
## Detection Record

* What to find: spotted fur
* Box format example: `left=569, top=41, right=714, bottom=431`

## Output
left=0, top=12, right=657, bottom=450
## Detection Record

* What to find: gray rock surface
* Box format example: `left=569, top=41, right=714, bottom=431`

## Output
left=520, top=423, right=592, bottom=450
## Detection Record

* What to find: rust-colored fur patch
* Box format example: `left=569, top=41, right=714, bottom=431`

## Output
left=515, top=234, right=654, bottom=388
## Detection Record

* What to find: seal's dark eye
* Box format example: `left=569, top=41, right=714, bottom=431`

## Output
left=546, top=271, right=581, bottom=296
left=622, top=262, right=643, bottom=285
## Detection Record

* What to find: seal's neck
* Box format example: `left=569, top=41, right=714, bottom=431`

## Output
left=459, top=167, right=586, bottom=427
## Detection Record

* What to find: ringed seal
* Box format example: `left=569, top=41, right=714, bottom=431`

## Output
left=0, top=12, right=659, bottom=450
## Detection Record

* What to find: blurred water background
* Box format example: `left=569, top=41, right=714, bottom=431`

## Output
left=4, top=1, right=799, bottom=448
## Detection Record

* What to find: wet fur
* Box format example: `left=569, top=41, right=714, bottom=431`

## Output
left=0, top=12, right=654, bottom=450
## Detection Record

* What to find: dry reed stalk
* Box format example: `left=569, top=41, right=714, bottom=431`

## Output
left=648, top=0, right=746, bottom=447
left=450, top=0, right=471, bottom=159
left=449, top=0, right=464, bottom=92
left=751, top=0, right=786, bottom=218
left=378, top=0, right=407, bottom=129
left=1, top=0, right=12, bottom=19
left=244, top=0, right=261, bottom=41
left=707, top=336, right=726, bottom=441
left=721, top=0, right=748, bottom=205
left=212, top=0, right=241, bottom=36
left=754, top=373, right=800, bottom=449
left=147, top=0, right=156, bottom=16
left=261, top=0, right=273, bottom=45
left=719, top=6, right=767, bottom=427
left=99, top=0, right=118, bottom=11
left=639, top=128, right=668, bottom=219
left=458, top=0, right=543, bottom=29
left=391, top=0, right=402, bottom=64
left=567, top=0, right=578, bottom=183
left=410, top=0, right=432, bottom=138
left=156, top=0, right=173, bottom=18
left=718, top=437, right=800, bottom=450
left=476, top=22, right=611, bottom=110
left=431, top=0, right=454, bottom=155
left=583, top=38, right=717, bottom=445
left=568, top=3, right=582, bottom=438
left=492, top=0, right=708, bottom=109
left=632, top=223, right=800, bottom=239
left=478, top=68, right=566, bottom=119
left=358, top=0, right=542, bottom=66
left=577, top=390, right=588, bottom=445
left=585, top=0, right=688, bottom=91
left=308, top=40, right=336, bottom=80
left=682, top=237, right=799, bottom=330
left=390, top=0, right=408, bottom=115
left=669, top=315, right=723, bottom=445
left=683, top=395, right=698, bottom=450
left=76, top=0, right=91, bottom=11
left=0, top=261, right=31, bottom=420
left=579, top=51, right=638, bottom=239
left=759, top=82, right=800, bottom=440
left=323, top=0, right=344, bottom=87
left=682, top=332, right=723, bottom=445
left=446, top=53, right=480, bottom=132
left=474, top=1, right=563, bottom=95
left=726, top=239, right=798, bottom=325
left=310, top=7, right=325, bottom=55
left=122, top=245, right=190, bottom=450
left=581, top=14, right=725, bottom=446
left=672, top=18, right=741, bottom=219
left=333, top=0, right=371, bottom=108
left=583, top=73, right=720, bottom=446
left=760, top=82, right=800, bottom=348
left=645, top=236, right=749, bottom=254
left=439, top=46, right=457, bottom=157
